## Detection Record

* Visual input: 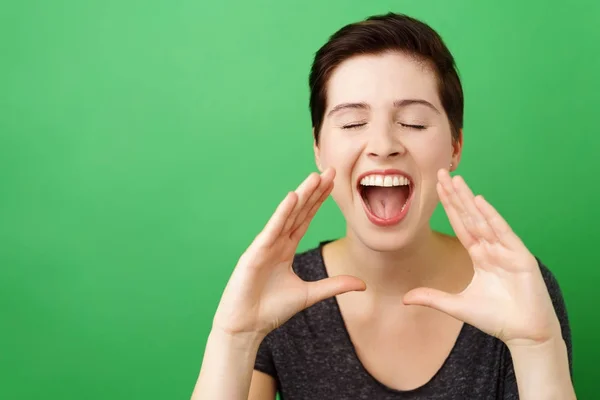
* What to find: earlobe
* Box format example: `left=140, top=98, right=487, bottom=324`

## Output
left=450, top=128, right=464, bottom=171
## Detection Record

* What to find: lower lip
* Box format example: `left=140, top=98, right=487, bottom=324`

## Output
left=359, top=188, right=413, bottom=227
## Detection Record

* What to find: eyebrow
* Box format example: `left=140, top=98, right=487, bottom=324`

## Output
left=327, top=102, right=369, bottom=117
left=327, top=99, right=440, bottom=117
left=394, top=99, right=440, bottom=114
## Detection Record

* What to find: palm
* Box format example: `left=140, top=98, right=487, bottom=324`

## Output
left=404, top=170, right=560, bottom=346
left=213, top=168, right=365, bottom=336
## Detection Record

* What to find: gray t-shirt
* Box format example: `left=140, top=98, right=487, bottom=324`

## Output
left=254, top=241, right=573, bottom=399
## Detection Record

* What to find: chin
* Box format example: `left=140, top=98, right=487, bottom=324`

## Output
left=357, top=231, right=414, bottom=253
left=354, top=215, right=424, bottom=251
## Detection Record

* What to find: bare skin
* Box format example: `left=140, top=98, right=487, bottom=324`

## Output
left=320, top=232, right=472, bottom=391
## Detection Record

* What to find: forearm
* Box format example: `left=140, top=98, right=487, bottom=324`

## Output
left=191, top=329, right=264, bottom=400
left=508, top=336, right=575, bottom=400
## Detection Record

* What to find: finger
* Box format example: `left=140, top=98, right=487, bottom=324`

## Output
left=253, top=191, right=299, bottom=247
left=474, top=195, right=524, bottom=250
left=290, top=179, right=334, bottom=242
left=282, top=172, right=322, bottom=235
left=437, top=181, right=477, bottom=248
left=403, top=287, right=467, bottom=321
left=439, top=170, right=483, bottom=240
left=305, top=275, right=366, bottom=308
left=438, top=169, right=470, bottom=225
left=452, top=176, right=498, bottom=244
left=289, top=168, right=335, bottom=233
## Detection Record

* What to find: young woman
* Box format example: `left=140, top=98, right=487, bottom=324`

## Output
left=191, top=12, right=575, bottom=399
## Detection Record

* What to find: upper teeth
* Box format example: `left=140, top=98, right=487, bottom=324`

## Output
left=360, top=175, right=410, bottom=187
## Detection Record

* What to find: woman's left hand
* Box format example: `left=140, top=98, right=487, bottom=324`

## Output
left=403, top=169, right=562, bottom=348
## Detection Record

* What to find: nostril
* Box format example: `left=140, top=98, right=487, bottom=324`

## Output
left=367, top=151, right=401, bottom=158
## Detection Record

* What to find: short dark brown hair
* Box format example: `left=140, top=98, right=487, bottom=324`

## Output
left=309, top=12, right=463, bottom=143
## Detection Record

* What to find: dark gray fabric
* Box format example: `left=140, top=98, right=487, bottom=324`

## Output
left=254, top=241, right=573, bottom=400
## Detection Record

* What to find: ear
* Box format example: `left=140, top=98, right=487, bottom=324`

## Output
left=450, top=128, right=463, bottom=171
left=313, top=131, right=323, bottom=172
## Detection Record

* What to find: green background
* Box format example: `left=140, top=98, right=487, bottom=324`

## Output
left=1, top=0, right=598, bottom=398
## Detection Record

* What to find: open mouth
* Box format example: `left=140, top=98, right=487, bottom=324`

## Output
left=357, top=172, right=413, bottom=226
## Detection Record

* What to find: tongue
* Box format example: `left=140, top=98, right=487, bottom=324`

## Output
left=364, top=187, right=408, bottom=219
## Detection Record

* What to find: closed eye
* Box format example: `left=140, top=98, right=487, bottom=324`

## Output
left=399, top=123, right=426, bottom=130
left=342, top=122, right=366, bottom=130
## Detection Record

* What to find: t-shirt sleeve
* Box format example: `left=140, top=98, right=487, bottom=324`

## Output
left=254, top=332, right=277, bottom=378
left=503, top=257, right=573, bottom=399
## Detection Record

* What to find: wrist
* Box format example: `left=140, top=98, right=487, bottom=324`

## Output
left=208, top=327, right=266, bottom=353
left=504, top=317, right=564, bottom=350
left=506, top=334, right=566, bottom=356
left=192, top=327, right=266, bottom=399
left=507, top=335, right=575, bottom=400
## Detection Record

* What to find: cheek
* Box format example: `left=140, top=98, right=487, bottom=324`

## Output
left=409, top=132, right=453, bottom=172
left=319, top=133, right=365, bottom=174
left=407, top=132, right=452, bottom=211
left=319, top=133, right=365, bottom=203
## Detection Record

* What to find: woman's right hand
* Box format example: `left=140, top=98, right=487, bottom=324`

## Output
left=211, top=167, right=366, bottom=339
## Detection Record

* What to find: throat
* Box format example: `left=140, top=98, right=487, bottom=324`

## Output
left=362, top=186, right=410, bottom=219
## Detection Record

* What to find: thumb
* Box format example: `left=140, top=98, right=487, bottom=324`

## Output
left=403, top=287, right=466, bottom=320
left=305, top=275, right=366, bottom=308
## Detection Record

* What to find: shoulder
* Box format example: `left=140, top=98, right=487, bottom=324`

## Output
left=534, top=256, right=573, bottom=372
left=535, top=256, right=567, bottom=311
left=534, top=256, right=569, bottom=327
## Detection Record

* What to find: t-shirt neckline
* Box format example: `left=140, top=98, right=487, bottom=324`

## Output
left=312, top=240, right=471, bottom=395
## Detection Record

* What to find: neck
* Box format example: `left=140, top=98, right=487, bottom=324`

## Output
left=325, top=226, right=464, bottom=299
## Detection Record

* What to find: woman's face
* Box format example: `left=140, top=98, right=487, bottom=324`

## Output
left=315, top=51, right=462, bottom=252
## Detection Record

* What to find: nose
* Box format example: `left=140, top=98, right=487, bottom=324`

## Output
left=365, top=125, right=405, bottom=160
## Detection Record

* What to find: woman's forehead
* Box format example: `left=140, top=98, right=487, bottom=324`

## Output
left=325, top=52, right=442, bottom=111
